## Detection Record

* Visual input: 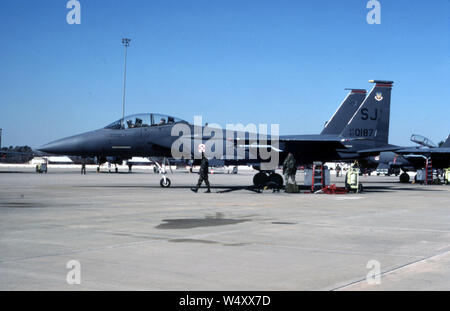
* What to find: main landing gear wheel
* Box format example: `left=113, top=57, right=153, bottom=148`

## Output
left=269, top=173, right=283, bottom=188
left=399, top=172, right=410, bottom=183
left=160, top=178, right=171, bottom=188
left=253, top=172, right=268, bottom=187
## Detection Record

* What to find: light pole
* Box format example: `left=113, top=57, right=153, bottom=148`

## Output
left=121, top=38, right=131, bottom=123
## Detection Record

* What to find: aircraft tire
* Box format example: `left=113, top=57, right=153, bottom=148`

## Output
left=399, top=172, right=410, bottom=183
left=269, top=173, right=283, bottom=188
left=253, top=172, right=268, bottom=188
left=160, top=178, right=171, bottom=188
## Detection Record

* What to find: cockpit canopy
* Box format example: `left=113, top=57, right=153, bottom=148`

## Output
left=104, top=113, right=186, bottom=129
left=410, top=134, right=437, bottom=148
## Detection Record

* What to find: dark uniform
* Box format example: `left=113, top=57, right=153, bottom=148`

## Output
left=191, top=154, right=211, bottom=193
left=81, top=163, right=86, bottom=175
left=335, top=163, right=341, bottom=177
left=282, top=153, right=297, bottom=185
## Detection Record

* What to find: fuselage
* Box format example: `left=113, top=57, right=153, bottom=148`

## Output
left=39, top=113, right=394, bottom=168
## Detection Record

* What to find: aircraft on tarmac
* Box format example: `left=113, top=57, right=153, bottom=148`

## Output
left=35, top=85, right=364, bottom=183
left=39, top=80, right=398, bottom=188
left=364, top=134, right=450, bottom=182
left=393, top=134, right=450, bottom=174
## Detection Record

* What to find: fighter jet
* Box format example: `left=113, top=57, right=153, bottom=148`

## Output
left=393, top=134, right=450, bottom=172
left=365, top=134, right=450, bottom=182
left=39, top=80, right=397, bottom=188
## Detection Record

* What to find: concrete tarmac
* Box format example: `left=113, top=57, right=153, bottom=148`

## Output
left=1, top=166, right=450, bottom=290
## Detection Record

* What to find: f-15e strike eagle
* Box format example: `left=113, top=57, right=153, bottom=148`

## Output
left=39, top=80, right=398, bottom=188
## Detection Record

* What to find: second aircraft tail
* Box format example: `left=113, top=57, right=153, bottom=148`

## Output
left=321, top=89, right=367, bottom=135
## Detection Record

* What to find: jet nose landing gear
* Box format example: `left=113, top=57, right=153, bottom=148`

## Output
left=151, top=157, right=172, bottom=188
left=160, top=176, right=171, bottom=188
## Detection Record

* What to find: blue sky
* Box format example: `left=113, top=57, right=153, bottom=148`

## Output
left=0, top=0, right=449, bottom=148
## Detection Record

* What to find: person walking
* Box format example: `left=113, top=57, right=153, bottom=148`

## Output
left=191, top=153, right=211, bottom=193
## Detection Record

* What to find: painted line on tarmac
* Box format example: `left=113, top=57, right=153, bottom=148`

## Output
left=330, top=247, right=450, bottom=291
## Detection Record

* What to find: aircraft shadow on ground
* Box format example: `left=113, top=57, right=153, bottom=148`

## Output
left=74, top=183, right=447, bottom=194
left=76, top=185, right=444, bottom=193
left=156, top=218, right=250, bottom=229
left=75, top=184, right=265, bottom=193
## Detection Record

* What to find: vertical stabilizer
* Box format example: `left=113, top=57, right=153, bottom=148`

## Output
left=341, top=80, right=393, bottom=145
left=442, top=135, right=450, bottom=148
left=321, top=89, right=366, bottom=135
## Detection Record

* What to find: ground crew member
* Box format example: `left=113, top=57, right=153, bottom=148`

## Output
left=335, top=163, right=341, bottom=177
left=81, top=163, right=86, bottom=175
left=191, top=152, right=211, bottom=193
left=283, top=152, right=297, bottom=185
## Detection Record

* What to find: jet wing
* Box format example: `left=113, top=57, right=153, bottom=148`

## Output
left=396, top=147, right=450, bottom=155
left=278, top=135, right=348, bottom=154
left=355, top=144, right=403, bottom=156
left=280, top=135, right=347, bottom=146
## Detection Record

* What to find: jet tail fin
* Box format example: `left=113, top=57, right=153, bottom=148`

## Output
left=340, top=80, right=393, bottom=145
left=320, top=89, right=367, bottom=135
left=442, top=135, right=450, bottom=148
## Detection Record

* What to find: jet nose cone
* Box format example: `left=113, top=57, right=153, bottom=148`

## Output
left=38, top=135, right=83, bottom=155
left=38, top=142, right=62, bottom=155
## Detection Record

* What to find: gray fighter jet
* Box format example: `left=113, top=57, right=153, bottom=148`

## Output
left=39, top=80, right=398, bottom=188
left=364, top=134, right=450, bottom=182
left=394, top=135, right=450, bottom=171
